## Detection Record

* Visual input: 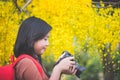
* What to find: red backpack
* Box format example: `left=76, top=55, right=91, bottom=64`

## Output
left=0, top=54, right=43, bottom=80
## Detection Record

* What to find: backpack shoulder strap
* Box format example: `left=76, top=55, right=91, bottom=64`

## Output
left=13, top=54, right=43, bottom=77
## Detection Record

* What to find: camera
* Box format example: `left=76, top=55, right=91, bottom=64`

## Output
left=55, top=51, right=85, bottom=78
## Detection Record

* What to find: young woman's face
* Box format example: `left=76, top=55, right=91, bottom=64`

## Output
left=34, top=32, right=50, bottom=55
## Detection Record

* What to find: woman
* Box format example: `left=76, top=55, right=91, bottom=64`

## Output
left=14, top=16, right=76, bottom=80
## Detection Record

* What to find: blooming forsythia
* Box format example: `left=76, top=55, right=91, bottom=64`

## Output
left=0, top=0, right=120, bottom=73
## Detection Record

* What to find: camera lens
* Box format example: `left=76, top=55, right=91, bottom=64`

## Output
left=75, top=63, right=86, bottom=78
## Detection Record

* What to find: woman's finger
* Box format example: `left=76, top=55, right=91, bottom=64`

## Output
left=70, top=61, right=75, bottom=65
left=71, top=65, right=77, bottom=75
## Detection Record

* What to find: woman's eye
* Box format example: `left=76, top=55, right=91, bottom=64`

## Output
left=44, top=38, right=48, bottom=41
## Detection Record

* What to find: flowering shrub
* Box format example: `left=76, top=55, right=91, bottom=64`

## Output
left=0, top=1, right=120, bottom=79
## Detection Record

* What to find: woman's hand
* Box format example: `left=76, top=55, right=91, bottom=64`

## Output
left=55, top=57, right=77, bottom=75
left=62, top=64, right=77, bottom=75
left=49, top=57, right=77, bottom=80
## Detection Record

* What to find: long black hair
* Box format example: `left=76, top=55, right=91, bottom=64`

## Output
left=14, top=16, right=52, bottom=77
left=14, top=16, right=52, bottom=58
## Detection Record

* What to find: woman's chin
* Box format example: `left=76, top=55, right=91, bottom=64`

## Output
left=40, top=50, right=45, bottom=55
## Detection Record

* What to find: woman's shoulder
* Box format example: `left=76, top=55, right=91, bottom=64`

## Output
left=15, top=58, right=37, bottom=69
left=15, top=58, right=44, bottom=80
left=18, top=58, right=34, bottom=64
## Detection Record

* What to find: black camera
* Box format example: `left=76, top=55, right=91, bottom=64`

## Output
left=55, top=51, right=85, bottom=78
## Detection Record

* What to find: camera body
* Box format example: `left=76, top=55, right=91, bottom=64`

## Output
left=55, top=51, right=85, bottom=78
